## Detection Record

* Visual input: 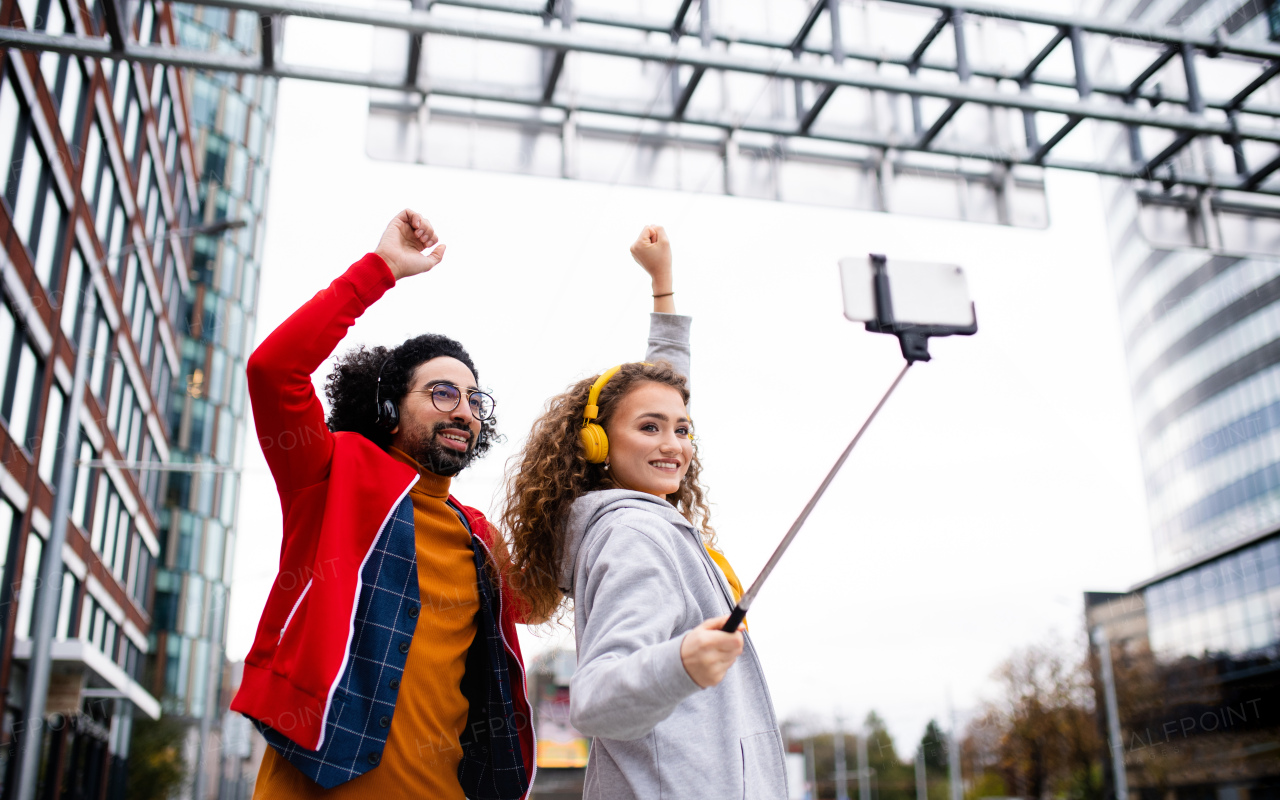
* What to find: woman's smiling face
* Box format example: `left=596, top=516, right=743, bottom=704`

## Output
left=604, top=381, right=694, bottom=497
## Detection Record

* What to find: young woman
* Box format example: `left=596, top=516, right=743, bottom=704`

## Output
left=504, top=227, right=788, bottom=799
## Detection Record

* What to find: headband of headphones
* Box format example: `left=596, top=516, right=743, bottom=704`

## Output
left=582, top=364, right=626, bottom=427
left=580, top=362, right=691, bottom=431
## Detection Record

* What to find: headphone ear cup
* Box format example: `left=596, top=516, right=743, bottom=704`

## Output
left=378, top=399, right=399, bottom=432
left=580, top=423, right=609, bottom=464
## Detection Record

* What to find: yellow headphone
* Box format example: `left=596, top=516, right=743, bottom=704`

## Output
left=580, top=365, right=624, bottom=464
left=580, top=363, right=692, bottom=465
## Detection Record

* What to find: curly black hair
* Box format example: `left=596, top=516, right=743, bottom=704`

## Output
left=324, top=333, right=499, bottom=456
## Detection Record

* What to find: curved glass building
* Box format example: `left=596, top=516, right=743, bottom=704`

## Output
left=151, top=5, right=275, bottom=797
left=1086, top=2, right=1280, bottom=799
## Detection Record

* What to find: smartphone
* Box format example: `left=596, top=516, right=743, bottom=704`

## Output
left=838, top=256, right=975, bottom=328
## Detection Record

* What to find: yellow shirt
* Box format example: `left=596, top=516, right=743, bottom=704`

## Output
left=253, top=449, right=480, bottom=799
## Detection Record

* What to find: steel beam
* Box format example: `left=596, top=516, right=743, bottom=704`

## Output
left=1140, top=43, right=1205, bottom=176
left=790, top=0, right=828, bottom=52
left=1244, top=150, right=1280, bottom=190
left=799, top=83, right=837, bottom=133
left=1069, top=25, right=1090, bottom=98
left=1142, top=131, right=1195, bottom=177
left=671, top=0, right=694, bottom=34
left=908, top=12, right=948, bottom=68
left=426, top=0, right=1280, bottom=60
left=1227, top=110, right=1247, bottom=175
left=1017, top=27, right=1066, bottom=85
left=99, top=0, right=128, bottom=51
left=420, top=0, right=1280, bottom=120
left=1032, top=115, right=1082, bottom=164
left=880, top=0, right=1280, bottom=60
left=4, top=24, right=1279, bottom=147
left=798, top=0, right=843, bottom=134
left=1180, top=40, right=1204, bottom=114
left=673, top=66, right=704, bottom=117
left=673, top=0, right=710, bottom=119
left=541, top=0, right=570, bottom=103
left=1228, top=59, right=1280, bottom=110
left=384, top=96, right=1275, bottom=195
left=1126, top=45, right=1177, bottom=100
left=259, top=13, right=277, bottom=71
left=160, top=0, right=1280, bottom=120
left=405, top=0, right=426, bottom=87
left=916, top=9, right=968, bottom=149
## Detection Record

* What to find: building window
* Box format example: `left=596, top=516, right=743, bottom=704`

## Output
left=56, top=59, right=85, bottom=150
left=70, top=439, right=95, bottom=530
left=88, top=309, right=112, bottom=400
left=55, top=569, right=79, bottom=640
left=137, top=0, right=156, bottom=44
left=0, top=499, right=16, bottom=619
left=6, top=111, right=49, bottom=250
left=81, top=120, right=106, bottom=211
left=122, top=88, right=142, bottom=170
left=14, top=532, right=43, bottom=639
left=15, top=0, right=37, bottom=26
left=127, top=530, right=150, bottom=603
left=59, top=248, right=88, bottom=342
left=110, top=60, right=130, bottom=121
left=89, top=476, right=133, bottom=580
left=1, top=334, right=44, bottom=450
left=37, top=384, right=65, bottom=484
left=31, top=185, right=66, bottom=292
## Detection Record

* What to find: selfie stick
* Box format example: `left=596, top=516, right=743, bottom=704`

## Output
left=720, top=363, right=911, bottom=633
left=721, top=254, right=977, bottom=633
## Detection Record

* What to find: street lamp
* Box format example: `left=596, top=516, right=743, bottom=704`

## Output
left=11, top=218, right=245, bottom=800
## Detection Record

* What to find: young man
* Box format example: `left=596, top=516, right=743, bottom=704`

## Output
left=231, top=211, right=689, bottom=799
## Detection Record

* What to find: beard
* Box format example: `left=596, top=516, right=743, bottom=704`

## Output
left=404, top=420, right=478, bottom=477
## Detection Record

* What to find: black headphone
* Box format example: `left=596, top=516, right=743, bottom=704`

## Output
left=374, top=357, right=399, bottom=432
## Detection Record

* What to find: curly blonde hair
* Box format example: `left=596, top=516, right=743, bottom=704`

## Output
left=501, top=361, right=714, bottom=625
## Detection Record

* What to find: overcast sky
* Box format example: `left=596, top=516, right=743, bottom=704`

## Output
left=226, top=3, right=1155, bottom=751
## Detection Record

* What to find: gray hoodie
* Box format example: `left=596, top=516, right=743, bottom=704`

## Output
left=557, top=403, right=789, bottom=796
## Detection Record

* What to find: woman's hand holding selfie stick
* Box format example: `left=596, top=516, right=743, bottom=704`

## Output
left=681, top=615, right=744, bottom=689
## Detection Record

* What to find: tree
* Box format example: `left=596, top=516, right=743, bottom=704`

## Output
left=126, top=715, right=188, bottom=800
left=917, top=719, right=951, bottom=800
left=864, top=711, right=916, bottom=800
left=965, top=635, right=1103, bottom=800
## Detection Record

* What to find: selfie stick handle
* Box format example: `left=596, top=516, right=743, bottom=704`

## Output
left=721, top=362, right=913, bottom=633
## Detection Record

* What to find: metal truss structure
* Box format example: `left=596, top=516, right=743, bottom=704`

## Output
left=5, top=0, right=1280, bottom=218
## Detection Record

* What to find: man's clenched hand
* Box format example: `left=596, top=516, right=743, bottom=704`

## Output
left=376, top=209, right=446, bottom=280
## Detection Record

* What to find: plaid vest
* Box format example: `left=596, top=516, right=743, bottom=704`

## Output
left=256, top=497, right=528, bottom=798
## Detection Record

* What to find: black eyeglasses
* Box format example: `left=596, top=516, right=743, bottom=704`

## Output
left=408, top=383, right=497, bottom=420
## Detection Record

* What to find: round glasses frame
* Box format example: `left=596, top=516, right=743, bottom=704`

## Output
left=407, top=383, right=497, bottom=420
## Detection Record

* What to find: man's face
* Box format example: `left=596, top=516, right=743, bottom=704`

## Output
left=389, top=356, right=483, bottom=477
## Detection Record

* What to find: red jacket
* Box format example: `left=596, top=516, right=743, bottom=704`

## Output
left=230, top=254, right=535, bottom=790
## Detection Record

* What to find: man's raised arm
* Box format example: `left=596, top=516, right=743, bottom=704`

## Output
left=245, top=210, right=445, bottom=492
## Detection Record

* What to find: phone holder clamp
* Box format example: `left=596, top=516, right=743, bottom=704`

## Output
left=862, top=253, right=978, bottom=364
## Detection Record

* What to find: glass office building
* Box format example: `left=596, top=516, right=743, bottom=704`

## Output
left=0, top=0, right=202, bottom=795
left=1085, top=1, right=1280, bottom=798
left=150, top=4, right=275, bottom=796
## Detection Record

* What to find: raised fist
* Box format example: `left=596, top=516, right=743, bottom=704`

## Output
left=375, top=209, right=446, bottom=280
left=630, top=224, right=672, bottom=285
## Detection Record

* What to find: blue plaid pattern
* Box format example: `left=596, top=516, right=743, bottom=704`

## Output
left=455, top=502, right=528, bottom=800
left=255, top=496, right=529, bottom=799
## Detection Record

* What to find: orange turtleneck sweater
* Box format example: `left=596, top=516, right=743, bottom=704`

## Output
left=253, top=448, right=480, bottom=799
